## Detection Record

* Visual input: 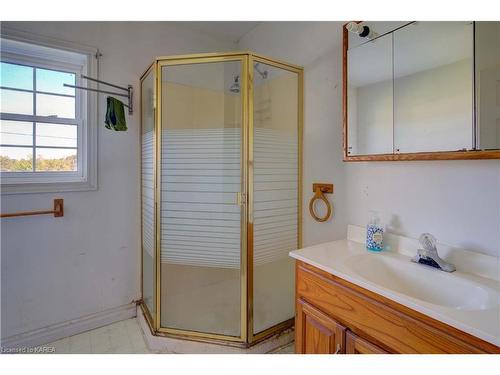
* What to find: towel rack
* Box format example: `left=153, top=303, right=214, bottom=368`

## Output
left=0, top=199, right=64, bottom=218
left=309, top=183, right=333, bottom=222
left=64, top=75, right=133, bottom=115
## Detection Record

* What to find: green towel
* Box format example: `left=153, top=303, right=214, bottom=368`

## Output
left=105, top=96, right=127, bottom=131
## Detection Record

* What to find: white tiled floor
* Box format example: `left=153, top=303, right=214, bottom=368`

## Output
left=45, top=318, right=294, bottom=354
left=272, top=343, right=295, bottom=354
left=47, top=318, right=150, bottom=354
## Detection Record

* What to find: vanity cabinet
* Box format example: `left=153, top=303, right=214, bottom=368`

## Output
left=295, top=260, right=500, bottom=354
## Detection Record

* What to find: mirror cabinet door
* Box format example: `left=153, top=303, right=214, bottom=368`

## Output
left=347, top=33, right=393, bottom=156
left=475, top=22, right=500, bottom=151
left=345, top=21, right=500, bottom=159
left=393, top=22, right=474, bottom=153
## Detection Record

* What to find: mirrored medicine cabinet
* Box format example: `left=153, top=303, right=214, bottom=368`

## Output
left=343, top=21, right=500, bottom=161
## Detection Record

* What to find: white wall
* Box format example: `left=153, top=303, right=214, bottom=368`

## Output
left=239, top=22, right=500, bottom=257
left=0, top=21, right=235, bottom=341
left=346, top=160, right=500, bottom=256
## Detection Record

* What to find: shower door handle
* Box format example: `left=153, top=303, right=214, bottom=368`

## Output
left=236, top=192, right=246, bottom=206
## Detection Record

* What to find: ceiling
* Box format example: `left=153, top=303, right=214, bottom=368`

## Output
left=179, top=22, right=261, bottom=44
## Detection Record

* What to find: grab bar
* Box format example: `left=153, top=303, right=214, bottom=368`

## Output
left=0, top=199, right=64, bottom=218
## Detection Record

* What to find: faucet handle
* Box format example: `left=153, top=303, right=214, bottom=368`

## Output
left=413, top=233, right=456, bottom=272
left=419, top=233, right=438, bottom=252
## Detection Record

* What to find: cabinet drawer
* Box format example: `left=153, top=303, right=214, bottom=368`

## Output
left=296, top=261, right=492, bottom=353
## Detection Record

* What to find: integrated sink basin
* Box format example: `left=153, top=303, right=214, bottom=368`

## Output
left=345, top=253, right=498, bottom=311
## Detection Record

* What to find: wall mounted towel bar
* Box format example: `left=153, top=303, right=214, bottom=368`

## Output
left=64, top=75, right=133, bottom=114
left=309, top=183, right=333, bottom=222
left=0, top=199, right=64, bottom=218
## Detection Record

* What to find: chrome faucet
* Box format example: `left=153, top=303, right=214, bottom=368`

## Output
left=411, top=233, right=456, bottom=272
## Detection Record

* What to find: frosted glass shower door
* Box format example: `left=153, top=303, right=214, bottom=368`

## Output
left=159, top=59, right=244, bottom=337
left=141, top=66, right=156, bottom=323
left=251, top=61, right=300, bottom=335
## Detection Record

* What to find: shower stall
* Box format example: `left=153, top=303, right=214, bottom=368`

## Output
left=140, top=52, right=303, bottom=346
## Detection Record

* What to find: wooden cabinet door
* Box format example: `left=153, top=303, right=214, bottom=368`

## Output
left=346, top=331, right=388, bottom=354
left=295, top=299, right=346, bottom=354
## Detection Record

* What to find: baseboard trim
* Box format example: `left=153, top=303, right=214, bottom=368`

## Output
left=1, top=303, right=136, bottom=349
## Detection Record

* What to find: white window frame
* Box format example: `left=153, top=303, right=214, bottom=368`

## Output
left=0, top=28, right=98, bottom=194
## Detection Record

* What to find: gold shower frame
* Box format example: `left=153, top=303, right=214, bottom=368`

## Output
left=139, top=52, right=303, bottom=347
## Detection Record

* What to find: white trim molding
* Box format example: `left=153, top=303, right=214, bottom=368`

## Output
left=0, top=27, right=98, bottom=194
left=0, top=303, right=136, bottom=349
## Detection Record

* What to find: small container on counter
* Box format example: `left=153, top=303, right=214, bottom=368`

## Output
left=366, top=211, right=384, bottom=252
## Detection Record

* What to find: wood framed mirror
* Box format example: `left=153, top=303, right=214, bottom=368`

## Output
left=343, top=21, right=500, bottom=161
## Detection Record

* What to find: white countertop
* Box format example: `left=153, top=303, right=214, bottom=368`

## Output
left=289, top=228, right=500, bottom=347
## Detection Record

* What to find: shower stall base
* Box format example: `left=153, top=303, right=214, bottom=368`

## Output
left=137, top=306, right=294, bottom=353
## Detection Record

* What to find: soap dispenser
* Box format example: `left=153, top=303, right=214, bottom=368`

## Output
left=366, top=211, right=384, bottom=252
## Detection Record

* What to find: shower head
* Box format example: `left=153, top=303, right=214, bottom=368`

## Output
left=254, top=63, right=268, bottom=79
left=229, top=64, right=267, bottom=94
left=346, top=22, right=378, bottom=40
left=229, top=75, right=240, bottom=93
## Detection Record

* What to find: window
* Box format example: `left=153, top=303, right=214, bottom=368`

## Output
left=1, top=62, right=78, bottom=173
left=0, top=33, right=97, bottom=193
